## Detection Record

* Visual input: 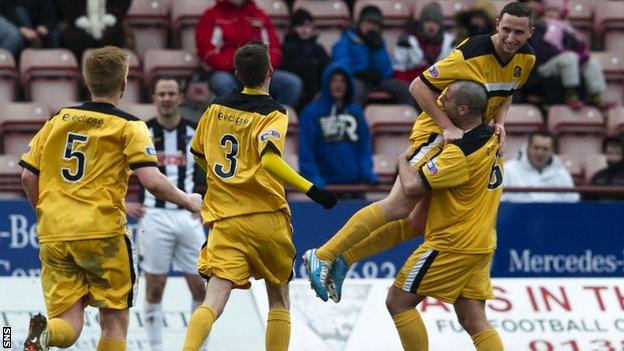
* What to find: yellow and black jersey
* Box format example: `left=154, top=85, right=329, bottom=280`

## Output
left=418, top=124, right=503, bottom=254
left=411, top=34, right=536, bottom=137
left=191, top=88, right=290, bottom=224
left=19, top=102, right=158, bottom=243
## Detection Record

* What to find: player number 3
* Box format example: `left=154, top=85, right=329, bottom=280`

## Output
left=214, top=134, right=239, bottom=179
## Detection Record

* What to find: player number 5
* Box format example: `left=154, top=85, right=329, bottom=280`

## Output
left=61, top=132, right=88, bottom=182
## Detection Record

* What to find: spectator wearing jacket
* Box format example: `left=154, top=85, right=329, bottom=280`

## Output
left=1, top=0, right=59, bottom=49
left=503, top=131, right=579, bottom=203
left=298, top=63, right=378, bottom=190
left=591, top=137, right=624, bottom=187
left=393, top=2, right=455, bottom=83
left=332, top=5, right=413, bottom=106
left=195, top=0, right=302, bottom=107
left=282, top=9, right=331, bottom=109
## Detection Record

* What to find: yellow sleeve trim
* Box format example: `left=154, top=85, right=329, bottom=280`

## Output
left=261, top=149, right=312, bottom=193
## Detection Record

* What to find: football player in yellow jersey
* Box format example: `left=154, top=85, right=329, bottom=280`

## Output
left=19, top=46, right=203, bottom=351
left=303, top=2, right=535, bottom=303
left=182, top=41, right=337, bottom=351
left=387, top=80, right=504, bottom=351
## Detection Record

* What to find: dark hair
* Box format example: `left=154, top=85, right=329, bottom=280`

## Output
left=603, top=136, right=624, bottom=153
left=499, top=2, right=533, bottom=27
left=450, top=80, right=487, bottom=118
left=528, top=130, right=555, bottom=148
left=151, top=75, right=182, bottom=95
left=234, top=41, right=270, bottom=88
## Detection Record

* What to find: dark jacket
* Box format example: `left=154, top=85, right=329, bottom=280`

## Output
left=332, top=27, right=393, bottom=79
left=282, top=32, right=330, bottom=106
left=298, top=63, right=377, bottom=187
left=1, top=0, right=57, bottom=30
left=588, top=162, right=624, bottom=200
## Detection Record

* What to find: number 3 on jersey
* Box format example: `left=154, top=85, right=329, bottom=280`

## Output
left=61, top=132, right=88, bottom=182
left=214, top=134, right=239, bottom=179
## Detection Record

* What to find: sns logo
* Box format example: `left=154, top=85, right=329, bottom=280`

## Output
left=145, top=146, right=156, bottom=155
left=428, top=65, right=439, bottom=77
left=427, top=160, right=438, bottom=174
left=260, top=130, right=281, bottom=142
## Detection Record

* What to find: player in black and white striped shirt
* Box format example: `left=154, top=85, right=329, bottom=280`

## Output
left=126, top=77, right=207, bottom=351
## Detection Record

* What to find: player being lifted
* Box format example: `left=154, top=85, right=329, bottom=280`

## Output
left=304, top=1, right=536, bottom=304
left=20, top=46, right=203, bottom=351
left=182, top=41, right=337, bottom=351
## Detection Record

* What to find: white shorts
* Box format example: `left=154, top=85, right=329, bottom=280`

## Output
left=138, top=208, right=206, bottom=275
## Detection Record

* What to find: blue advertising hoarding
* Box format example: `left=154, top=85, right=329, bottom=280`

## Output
left=0, top=200, right=622, bottom=277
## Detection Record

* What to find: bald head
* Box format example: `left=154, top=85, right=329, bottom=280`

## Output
left=442, top=80, right=487, bottom=129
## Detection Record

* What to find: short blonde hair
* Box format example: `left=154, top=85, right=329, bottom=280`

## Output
left=83, top=46, right=128, bottom=97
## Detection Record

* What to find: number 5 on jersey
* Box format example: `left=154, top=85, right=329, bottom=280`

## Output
left=214, top=134, right=239, bottom=179
left=61, top=132, right=88, bottom=182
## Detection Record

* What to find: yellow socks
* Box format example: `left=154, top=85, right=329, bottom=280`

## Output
left=266, top=309, right=291, bottom=351
left=183, top=305, right=217, bottom=351
left=47, top=318, right=76, bottom=348
left=472, top=328, right=504, bottom=351
left=392, top=309, right=428, bottom=351
left=96, top=337, right=126, bottom=351
left=317, top=204, right=387, bottom=262
left=343, top=219, right=414, bottom=266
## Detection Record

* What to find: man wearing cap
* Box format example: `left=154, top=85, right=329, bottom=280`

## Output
left=332, top=5, right=414, bottom=107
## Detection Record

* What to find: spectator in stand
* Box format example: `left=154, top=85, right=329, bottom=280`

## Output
left=0, top=14, right=23, bottom=55
left=282, top=9, right=330, bottom=109
left=56, top=0, right=131, bottom=60
left=591, top=137, right=624, bottom=187
left=333, top=5, right=413, bottom=107
left=1, top=0, right=59, bottom=50
left=503, top=131, right=579, bottom=202
left=195, top=0, right=302, bottom=107
left=453, top=0, right=497, bottom=44
left=180, top=71, right=213, bottom=124
left=298, top=63, right=378, bottom=193
left=393, top=2, right=455, bottom=83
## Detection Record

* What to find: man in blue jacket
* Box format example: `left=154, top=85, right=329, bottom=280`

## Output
left=332, top=5, right=413, bottom=107
left=298, top=64, right=378, bottom=191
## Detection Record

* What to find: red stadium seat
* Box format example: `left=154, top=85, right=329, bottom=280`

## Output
left=19, top=49, right=80, bottom=110
left=0, top=102, right=49, bottom=155
left=591, top=51, right=624, bottom=106
left=143, top=49, right=199, bottom=87
left=504, top=104, right=544, bottom=158
left=373, top=153, right=397, bottom=184
left=548, top=105, right=605, bottom=155
left=595, top=0, right=624, bottom=52
left=558, top=153, right=584, bottom=184
left=118, top=102, right=157, bottom=122
left=292, top=0, right=350, bottom=27
left=607, top=107, right=624, bottom=136
left=316, top=28, right=344, bottom=54
left=0, top=155, right=22, bottom=194
left=353, top=0, right=411, bottom=27
left=126, top=0, right=170, bottom=58
left=585, top=153, right=608, bottom=183
left=413, top=0, right=472, bottom=26
left=0, top=49, right=17, bottom=102
left=171, top=0, right=215, bottom=52
left=82, top=49, right=143, bottom=103
left=567, top=0, right=596, bottom=43
left=255, top=0, right=290, bottom=28
left=365, top=103, right=416, bottom=155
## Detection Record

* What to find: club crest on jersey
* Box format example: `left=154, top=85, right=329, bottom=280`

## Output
left=513, top=66, right=522, bottom=77
left=260, top=129, right=281, bottom=142
left=427, top=160, right=438, bottom=174
left=428, top=65, right=439, bottom=77
left=145, top=146, right=156, bottom=155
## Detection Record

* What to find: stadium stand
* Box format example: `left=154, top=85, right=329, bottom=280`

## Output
left=413, top=0, right=473, bottom=26
left=0, top=48, right=16, bottom=103
left=285, top=105, right=298, bottom=155
left=591, top=51, right=624, bottom=106
left=567, top=0, right=596, bottom=44
left=255, top=0, right=290, bottom=29
left=559, top=153, right=584, bottom=184
left=548, top=105, right=606, bottom=155
left=364, top=104, right=417, bottom=156
left=372, top=153, right=397, bottom=184
left=607, top=106, right=624, bottom=136
left=171, top=0, right=215, bottom=52
left=505, top=104, right=545, bottom=158
left=19, top=49, right=80, bottom=110
left=118, top=102, right=157, bottom=122
left=143, top=49, right=200, bottom=87
left=0, top=154, right=22, bottom=195
left=0, top=102, right=49, bottom=155
left=585, top=153, right=608, bottom=183
left=292, top=0, right=350, bottom=53
left=595, top=0, right=624, bottom=52
left=126, top=0, right=170, bottom=58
